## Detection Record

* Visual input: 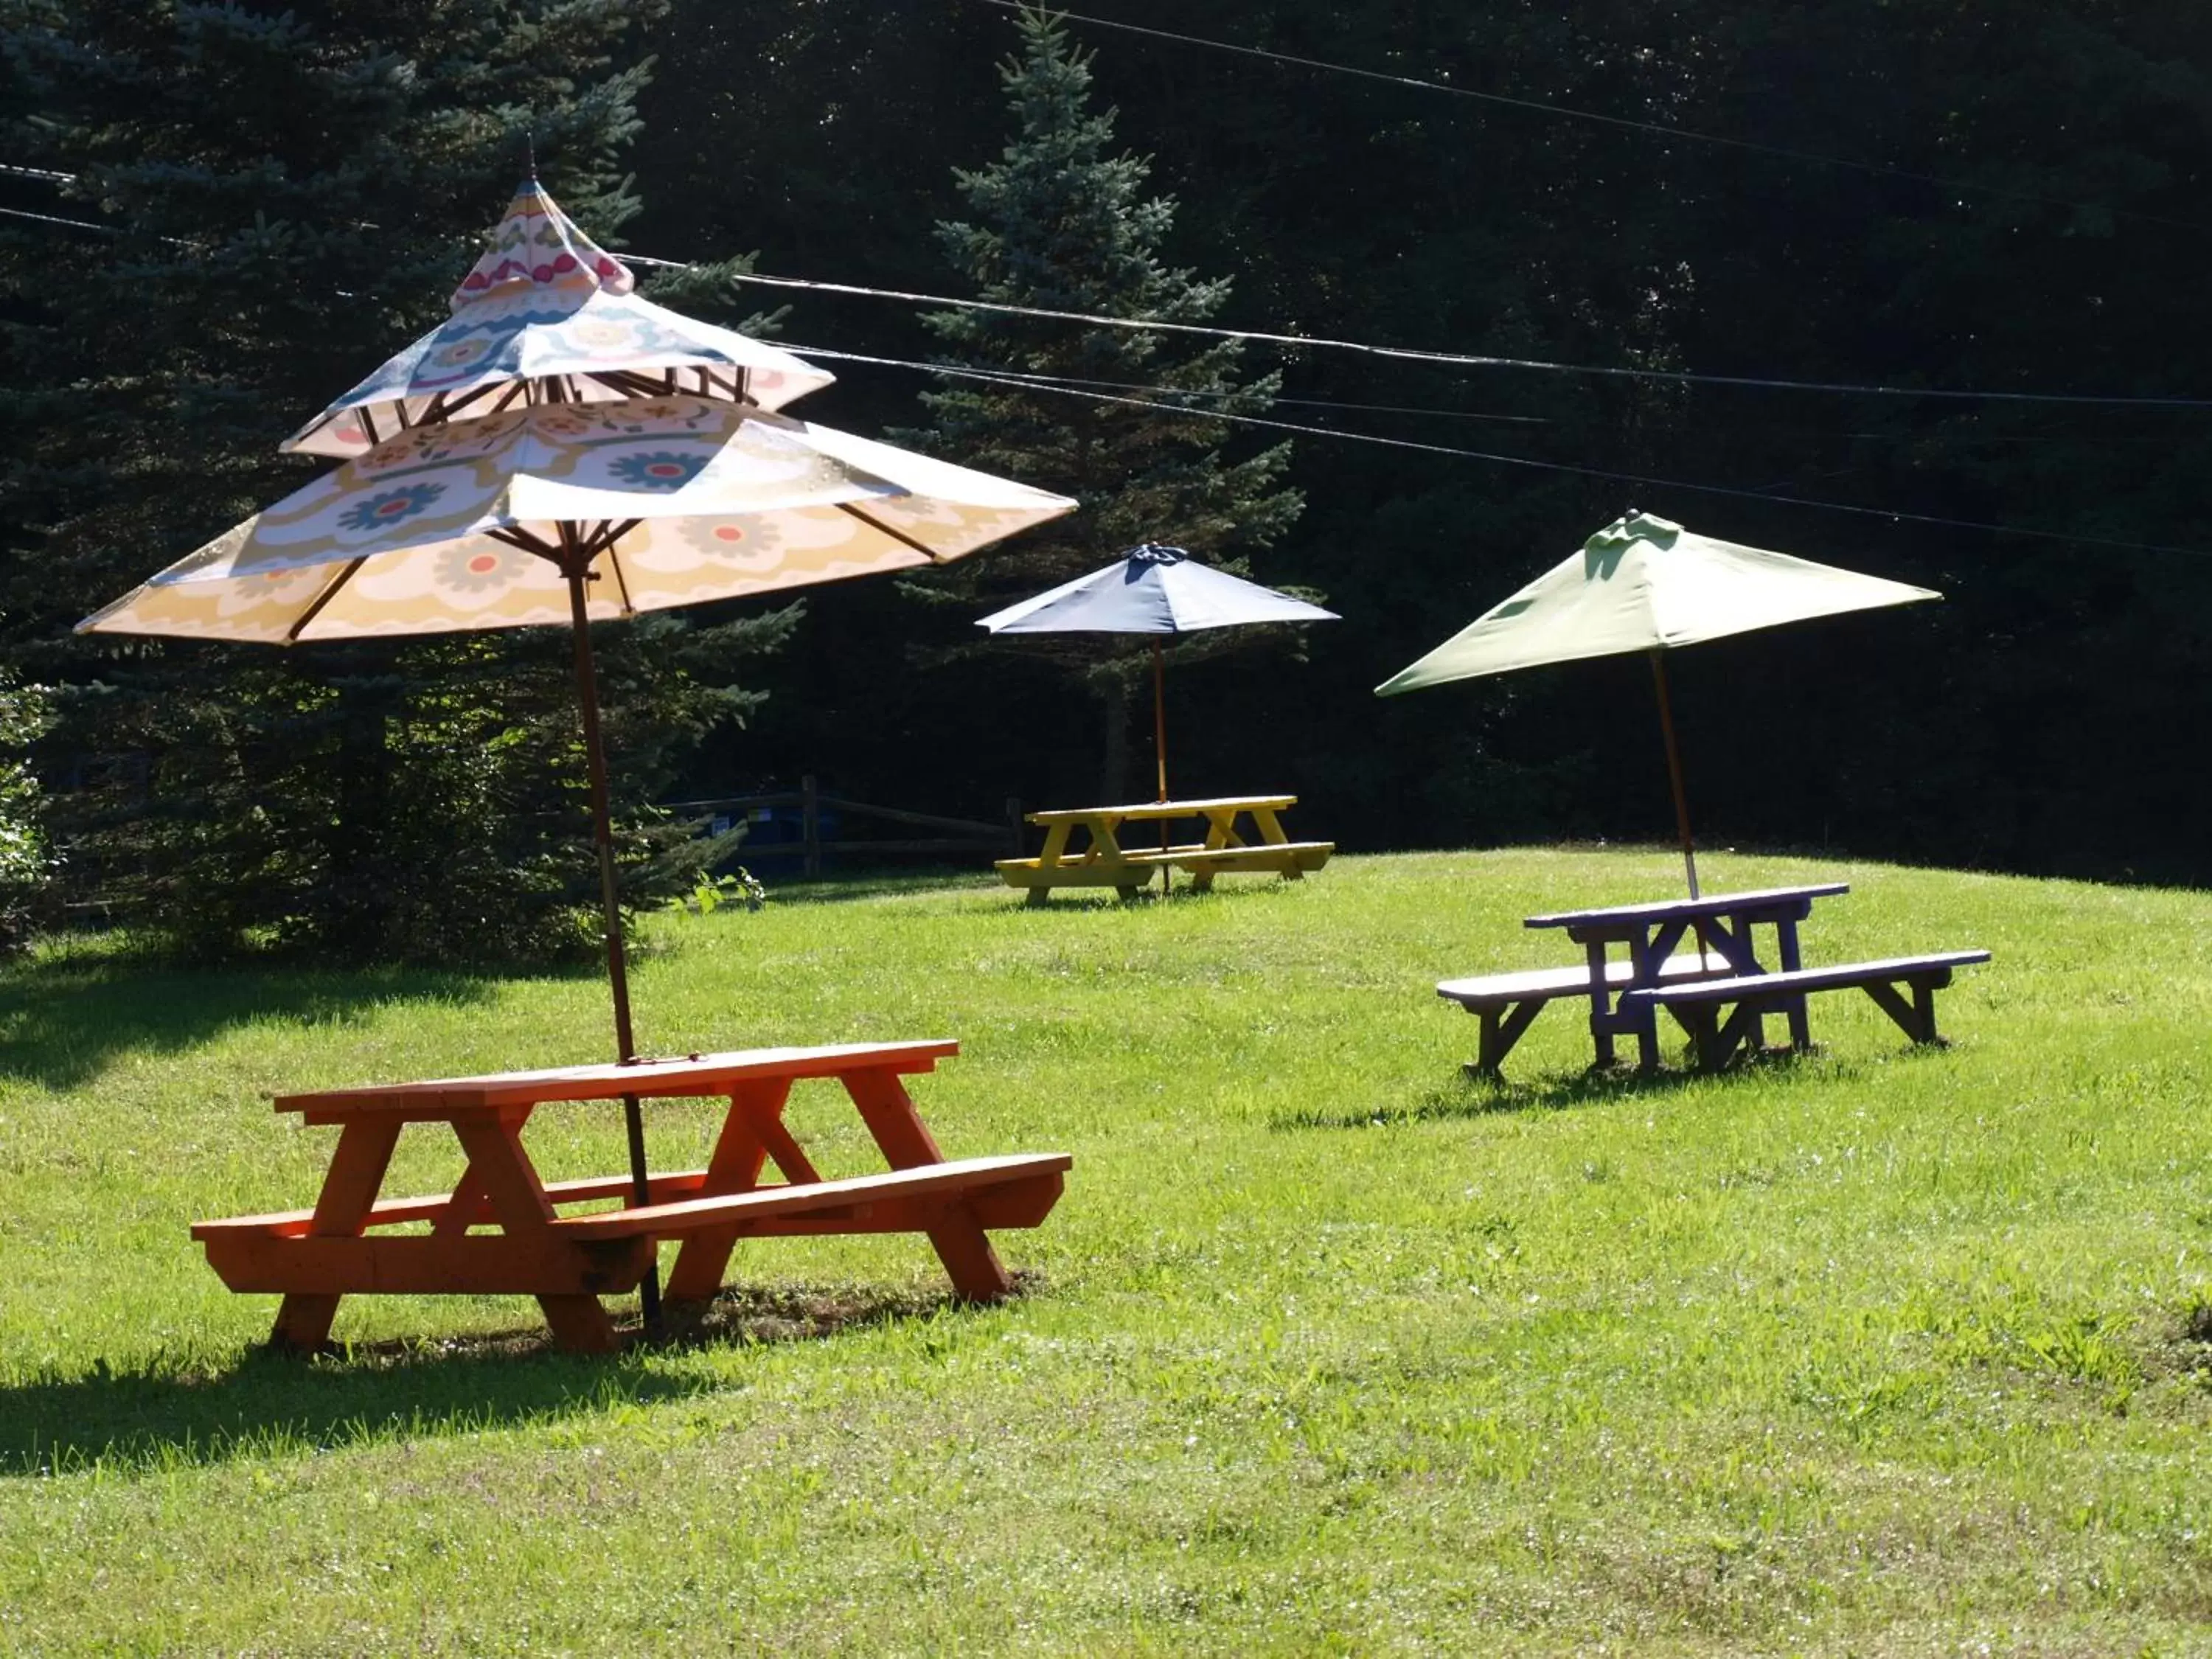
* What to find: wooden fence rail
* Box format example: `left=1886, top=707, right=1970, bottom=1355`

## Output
left=663, top=775, right=1022, bottom=878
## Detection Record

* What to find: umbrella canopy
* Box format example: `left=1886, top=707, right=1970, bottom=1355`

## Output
left=1377, top=511, right=1938, bottom=893
left=975, top=543, right=1337, bottom=808
left=975, top=541, right=1339, bottom=636
left=83, top=397, right=1074, bottom=642
left=1376, top=511, right=1938, bottom=693
left=283, top=181, right=834, bottom=458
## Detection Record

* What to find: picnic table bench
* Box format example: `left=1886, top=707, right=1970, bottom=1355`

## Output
left=192, top=1040, right=1071, bottom=1354
left=1621, top=949, right=1992, bottom=1070
left=1439, top=951, right=1732, bottom=1077
left=1439, top=884, right=1988, bottom=1074
left=997, top=795, right=1332, bottom=904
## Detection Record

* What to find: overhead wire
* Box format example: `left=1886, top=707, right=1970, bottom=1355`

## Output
left=978, top=0, right=2211, bottom=234
left=784, top=340, right=2212, bottom=562
left=6, top=165, right=2208, bottom=411
left=1, top=155, right=2203, bottom=550
left=726, top=266, right=2212, bottom=410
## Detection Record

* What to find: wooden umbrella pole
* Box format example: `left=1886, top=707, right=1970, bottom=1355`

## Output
left=1152, top=640, right=1169, bottom=803
left=1648, top=649, right=1701, bottom=900
left=1152, top=641, right=1171, bottom=867
left=566, top=565, right=662, bottom=1332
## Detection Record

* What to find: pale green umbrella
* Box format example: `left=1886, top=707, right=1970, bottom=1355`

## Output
left=1377, top=511, right=1940, bottom=894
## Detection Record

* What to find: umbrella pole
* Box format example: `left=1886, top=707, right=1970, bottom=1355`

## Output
left=1152, top=641, right=1171, bottom=872
left=1152, top=640, right=1169, bottom=804
left=1648, top=649, right=1701, bottom=900
left=566, top=568, right=663, bottom=1334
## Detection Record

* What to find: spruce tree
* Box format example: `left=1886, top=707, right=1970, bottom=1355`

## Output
left=0, top=0, right=792, bottom=962
left=910, top=6, right=1302, bottom=798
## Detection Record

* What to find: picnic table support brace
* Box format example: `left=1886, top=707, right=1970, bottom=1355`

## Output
left=451, top=1109, right=621, bottom=1353
left=566, top=562, right=662, bottom=1335
left=270, top=1117, right=400, bottom=1351
left=664, top=1078, right=807, bottom=1303
left=842, top=1068, right=1015, bottom=1301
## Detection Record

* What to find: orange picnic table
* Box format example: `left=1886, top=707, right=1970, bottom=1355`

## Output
left=193, top=1040, right=1071, bottom=1353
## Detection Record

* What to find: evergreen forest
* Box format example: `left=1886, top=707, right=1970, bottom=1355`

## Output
left=4, top=0, right=2210, bottom=961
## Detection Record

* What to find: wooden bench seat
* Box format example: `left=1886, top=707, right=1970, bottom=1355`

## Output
left=195, top=1157, right=1072, bottom=1302
left=996, top=841, right=1332, bottom=896
left=552, top=1153, right=1071, bottom=1240
left=191, top=1168, right=719, bottom=1242
left=1439, top=953, right=1730, bottom=1077
left=1618, top=950, right=1991, bottom=1069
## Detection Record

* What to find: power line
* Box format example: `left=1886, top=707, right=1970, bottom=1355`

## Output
left=8, top=165, right=2208, bottom=412
left=982, top=0, right=2211, bottom=235
left=0, top=204, right=117, bottom=235
left=736, top=267, right=2212, bottom=411
left=777, top=349, right=1551, bottom=425
left=785, top=340, right=2186, bottom=447
left=0, top=181, right=2196, bottom=555
left=787, top=341, right=2212, bottom=562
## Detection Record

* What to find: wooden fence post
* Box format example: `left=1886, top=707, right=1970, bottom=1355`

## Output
left=801, top=773, right=821, bottom=880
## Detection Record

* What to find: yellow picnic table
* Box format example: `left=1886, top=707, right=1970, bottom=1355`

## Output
left=996, top=794, right=1333, bottom=905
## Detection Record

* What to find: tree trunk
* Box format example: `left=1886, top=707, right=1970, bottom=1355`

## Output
left=1097, top=680, right=1130, bottom=804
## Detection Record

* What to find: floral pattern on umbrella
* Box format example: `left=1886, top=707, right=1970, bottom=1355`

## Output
left=283, top=182, right=837, bottom=458
left=80, top=399, right=1077, bottom=643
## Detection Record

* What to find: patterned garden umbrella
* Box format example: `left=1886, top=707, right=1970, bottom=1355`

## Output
left=1377, top=512, right=1938, bottom=895
left=82, top=188, right=1074, bottom=1329
left=283, top=180, right=835, bottom=458
left=83, top=398, right=1071, bottom=642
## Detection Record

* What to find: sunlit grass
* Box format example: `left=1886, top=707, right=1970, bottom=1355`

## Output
left=0, top=847, right=2206, bottom=1654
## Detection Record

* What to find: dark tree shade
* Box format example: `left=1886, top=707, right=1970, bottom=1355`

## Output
left=897, top=6, right=1304, bottom=799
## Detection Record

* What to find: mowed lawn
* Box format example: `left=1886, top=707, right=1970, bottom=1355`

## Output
left=0, top=847, right=2207, bottom=1655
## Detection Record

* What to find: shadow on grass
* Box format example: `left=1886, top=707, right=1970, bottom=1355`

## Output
left=0, top=1278, right=1010, bottom=1475
left=1270, top=1049, right=1823, bottom=1130
left=761, top=867, right=997, bottom=908
left=0, top=953, right=521, bottom=1091
left=995, top=878, right=1315, bottom=915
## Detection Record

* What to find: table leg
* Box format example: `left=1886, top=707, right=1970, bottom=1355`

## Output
left=1248, top=808, right=1302, bottom=881
left=450, top=1110, right=619, bottom=1354
left=1627, top=931, right=1667, bottom=1073
left=665, top=1079, right=794, bottom=1303
left=842, top=1068, right=1015, bottom=1301
left=1584, top=940, right=1618, bottom=1069
left=271, top=1118, right=403, bottom=1351
left=1776, top=919, right=1812, bottom=1050
left=1028, top=822, right=1074, bottom=907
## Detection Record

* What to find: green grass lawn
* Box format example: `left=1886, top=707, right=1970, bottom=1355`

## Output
left=0, top=846, right=2207, bottom=1655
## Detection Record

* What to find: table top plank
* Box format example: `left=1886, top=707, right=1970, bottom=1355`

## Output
left=1523, top=883, right=1850, bottom=931
left=273, top=1038, right=959, bottom=1116
left=1026, top=795, right=1295, bottom=824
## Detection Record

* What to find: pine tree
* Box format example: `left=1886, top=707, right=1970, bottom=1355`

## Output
left=908, top=5, right=1302, bottom=798
left=0, top=0, right=793, bottom=962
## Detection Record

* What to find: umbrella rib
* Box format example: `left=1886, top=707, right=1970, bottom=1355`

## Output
left=438, top=383, right=501, bottom=420
left=599, top=520, right=642, bottom=615
left=837, top=501, right=945, bottom=562
left=284, top=556, right=369, bottom=643
left=487, top=525, right=563, bottom=560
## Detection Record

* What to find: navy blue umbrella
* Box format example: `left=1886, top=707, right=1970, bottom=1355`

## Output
left=977, top=543, right=1337, bottom=801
